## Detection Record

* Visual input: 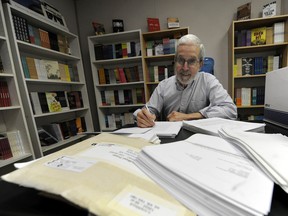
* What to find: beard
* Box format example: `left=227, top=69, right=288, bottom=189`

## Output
left=176, top=69, right=195, bottom=86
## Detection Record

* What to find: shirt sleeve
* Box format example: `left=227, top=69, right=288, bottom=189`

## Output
left=199, top=75, right=238, bottom=120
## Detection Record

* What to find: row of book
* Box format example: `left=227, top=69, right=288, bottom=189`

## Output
left=235, top=55, right=280, bottom=76
left=38, top=116, right=87, bottom=146
left=0, top=80, right=11, bottom=107
left=239, top=114, right=264, bottom=122
left=98, top=65, right=143, bottom=85
left=30, top=91, right=83, bottom=115
left=94, top=41, right=141, bottom=60
left=148, top=65, right=174, bottom=82
left=104, top=112, right=134, bottom=129
left=234, top=86, right=265, bottom=106
left=100, top=88, right=145, bottom=106
left=0, top=130, right=24, bottom=160
left=12, top=14, right=70, bottom=55
left=21, top=56, right=79, bottom=82
left=146, top=38, right=178, bottom=57
left=235, top=22, right=285, bottom=47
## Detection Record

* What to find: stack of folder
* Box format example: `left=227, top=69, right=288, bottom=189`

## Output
left=219, top=127, right=288, bottom=193
left=135, top=133, right=274, bottom=216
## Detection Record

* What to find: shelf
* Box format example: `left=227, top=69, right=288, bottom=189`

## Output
left=229, top=15, right=288, bottom=121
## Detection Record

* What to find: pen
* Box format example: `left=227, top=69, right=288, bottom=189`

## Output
left=145, top=105, right=155, bottom=122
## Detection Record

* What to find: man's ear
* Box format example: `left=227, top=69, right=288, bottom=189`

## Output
left=199, top=59, right=204, bottom=68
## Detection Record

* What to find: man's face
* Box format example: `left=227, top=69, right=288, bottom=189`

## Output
left=175, top=44, right=201, bottom=86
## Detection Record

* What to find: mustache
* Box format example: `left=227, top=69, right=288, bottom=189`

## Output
left=178, top=69, right=191, bottom=76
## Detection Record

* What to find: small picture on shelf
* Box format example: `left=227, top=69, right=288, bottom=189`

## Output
left=112, top=19, right=124, bottom=32
left=92, top=21, right=105, bottom=35
left=41, top=1, right=68, bottom=30
left=263, top=1, right=276, bottom=18
left=167, top=17, right=180, bottom=29
left=236, top=3, right=251, bottom=20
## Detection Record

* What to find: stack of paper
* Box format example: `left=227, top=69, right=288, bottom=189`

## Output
left=135, top=134, right=274, bottom=216
left=113, top=121, right=182, bottom=141
left=219, top=127, right=288, bottom=193
left=183, top=117, right=265, bottom=136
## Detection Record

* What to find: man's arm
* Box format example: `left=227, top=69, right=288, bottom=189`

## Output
left=167, top=111, right=204, bottom=121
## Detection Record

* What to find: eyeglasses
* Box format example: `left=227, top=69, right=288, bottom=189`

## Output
left=175, top=56, right=200, bottom=67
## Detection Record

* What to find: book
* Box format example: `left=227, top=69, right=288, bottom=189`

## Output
left=1, top=133, right=195, bottom=216
left=147, top=18, right=160, bottom=32
left=236, top=3, right=251, bottom=20
left=38, top=28, right=51, bottom=49
left=135, top=133, right=274, bottom=216
left=42, top=123, right=64, bottom=141
left=45, top=92, right=62, bottom=112
left=42, top=60, right=60, bottom=80
left=30, top=92, right=42, bottom=115
left=26, top=57, right=38, bottom=79
left=263, top=1, right=276, bottom=17
left=12, top=14, right=30, bottom=43
left=273, top=22, right=285, bottom=43
left=182, top=117, right=265, bottom=136
left=37, top=128, right=58, bottom=146
left=0, top=135, right=13, bottom=160
left=0, top=80, right=11, bottom=107
left=251, top=27, right=266, bottom=45
left=242, top=57, right=254, bottom=75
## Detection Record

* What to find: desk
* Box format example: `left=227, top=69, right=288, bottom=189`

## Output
left=0, top=123, right=287, bottom=216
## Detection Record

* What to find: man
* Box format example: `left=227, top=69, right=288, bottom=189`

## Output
left=135, top=34, right=237, bottom=128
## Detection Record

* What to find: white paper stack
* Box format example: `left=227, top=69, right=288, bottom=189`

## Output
left=219, top=127, right=288, bottom=193
left=183, top=117, right=265, bottom=136
left=135, top=134, right=274, bottom=216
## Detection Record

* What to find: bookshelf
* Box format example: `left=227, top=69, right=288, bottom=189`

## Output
left=88, top=29, right=145, bottom=131
left=2, top=2, right=94, bottom=158
left=0, top=2, right=34, bottom=174
left=141, top=27, right=189, bottom=100
left=229, top=15, right=288, bottom=121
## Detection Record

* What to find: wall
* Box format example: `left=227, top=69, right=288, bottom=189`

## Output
left=46, top=0, right=283, bottom=131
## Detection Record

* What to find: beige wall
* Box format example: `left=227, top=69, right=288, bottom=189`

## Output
left=46, top=0, right=284, bottom=130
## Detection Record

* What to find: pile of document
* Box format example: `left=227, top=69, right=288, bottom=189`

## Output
left=183, top=117, right=265, bottom=136
left=135, top=133, right=274, bottom=216
left=113, top=121, right=183, bottom=144
left=219, top=127, right=288, bottom=193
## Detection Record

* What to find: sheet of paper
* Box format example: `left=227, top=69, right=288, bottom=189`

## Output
left=183, top=117, right=265, bottom=136
left=113, top=127, right=152, bottom=134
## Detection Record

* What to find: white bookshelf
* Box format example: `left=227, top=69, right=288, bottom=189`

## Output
left=2, top=1, right=94, bottom=158
left=0, top=2, right=34, bottom=174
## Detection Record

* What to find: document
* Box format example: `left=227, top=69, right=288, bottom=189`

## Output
left=183, top=117, right=265, bottom=136
left=2, top=133, right=195, bottom=216
left=135, top=133, right=274, bottom=216
left=149, top=121, right=182, bottom=138
left=219, top=127, right=288, bottom=193
left=113, top=121, right=182, bottom=138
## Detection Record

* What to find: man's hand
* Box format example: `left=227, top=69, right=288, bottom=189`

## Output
left=136, top=108, right=156, bottom=128
left=167, top=111, right=204, bottom=121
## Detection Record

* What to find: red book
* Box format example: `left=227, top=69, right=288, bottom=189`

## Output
left=118, top=68, right=127, bottom=83
left=147, top=18, right=160, bottom=32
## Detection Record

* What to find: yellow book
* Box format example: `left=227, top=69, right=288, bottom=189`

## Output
left=251, top=27, right=266, bottom=45
left=45, top=92, right=62, bottom=112
left=64, top=64, right=71, bottom=81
